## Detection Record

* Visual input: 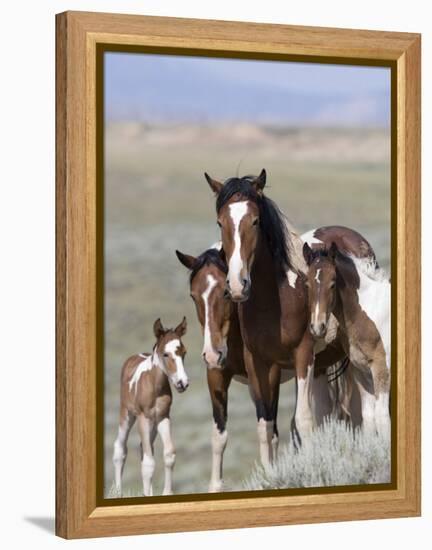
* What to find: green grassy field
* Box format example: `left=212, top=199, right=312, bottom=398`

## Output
left=104, top=122, right=391, bottom=497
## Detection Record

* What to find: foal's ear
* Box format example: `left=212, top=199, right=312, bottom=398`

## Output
left=175, top=250, right=197, bottom=270
left=252, top=169, right=267, bottom=194
left=328, top=242, right=338, bottom=262
left=175, top=316, right=187, bottom=337
left=204, top=172, right=223, bottom=195
left=303, top=242, right=314, bottom=265
left=153, top=318, right=165, bottom=339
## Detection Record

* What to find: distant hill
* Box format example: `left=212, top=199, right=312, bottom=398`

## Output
left=105, top=54, right=390, bottom=128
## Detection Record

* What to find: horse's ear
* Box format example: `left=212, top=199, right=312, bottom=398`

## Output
left=175, top=316, right=187, bottom=337
left=303, top=242, right=314, bottom=265
left=204, top=172, right=223, bottom=195
left=176, top=250, right=197, bottom=270
left=328, top=242, right=338, bottom=262
left=153, top=318, right=165, bottom=339
left=252, top=169, right=266, bottom=194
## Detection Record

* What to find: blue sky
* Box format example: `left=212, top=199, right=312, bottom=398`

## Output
left=105, top=52, right=391, bottom=127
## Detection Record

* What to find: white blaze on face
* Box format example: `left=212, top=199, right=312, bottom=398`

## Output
left=201, top=274, right=218, bottom=362
left=228, top=201, right=249, bottom=293
left=312, top=268, right=322, bottom=326
left=164, top=339, right=188, bottom=387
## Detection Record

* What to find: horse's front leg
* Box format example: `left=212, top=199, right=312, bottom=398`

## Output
left=369, top=360, right=391, bottom=439
left=292, top=330, right=315, bottom=445
left=157, top=416, right=176, bottom=495
left=137, top=414, right=156, bottom=496
left=244, top=347, right=280, bottom=469
left=207, top=367, right=232, bottom=492
left=112, top=409, right=136, bottom=495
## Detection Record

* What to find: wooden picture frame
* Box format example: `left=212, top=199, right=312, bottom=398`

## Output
left=56, top=10, right=421, bottom=539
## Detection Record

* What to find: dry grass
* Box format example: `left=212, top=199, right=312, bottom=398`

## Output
left=243, top=420, right=391, bottom=491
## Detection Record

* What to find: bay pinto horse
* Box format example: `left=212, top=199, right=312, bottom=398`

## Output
left=113, top=317, right=188, bottom=496
left=303, top=241, right=391, bottom=437
left=176, top=246, right=292, bottom=491
left=205, top=169, right=316, bottom=466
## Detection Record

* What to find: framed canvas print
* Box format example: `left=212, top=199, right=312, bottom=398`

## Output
left=56, top=11, right=421, bottom=539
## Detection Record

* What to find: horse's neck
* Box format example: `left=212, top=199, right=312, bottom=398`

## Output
left=252, top=234, right=279, bottom=291
left=152, top=352, right=170, bottom=391
left=333, top=262, right=362, bottom=334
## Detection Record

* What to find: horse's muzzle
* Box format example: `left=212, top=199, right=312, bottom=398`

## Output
left=227, top=277, right=251, bottom=302
left=310, top=322, right=327, bottom=339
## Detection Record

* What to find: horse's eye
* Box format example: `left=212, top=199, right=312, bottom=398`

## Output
left=330, top=282, right=336, bottom=289
left=163, top=353, right=169, bottom=358
left=252, top=218, right=259, bottom=226
left=217, top=220, right=222, bottom=228
left=305, top=281, right=310, bottom=288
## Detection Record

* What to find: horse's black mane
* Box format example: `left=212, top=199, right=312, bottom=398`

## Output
left=309, top=247, right=333, bottom=262
left=215, top=175, right=292, bottom=276
left=190, top=248, right=227, bottom=283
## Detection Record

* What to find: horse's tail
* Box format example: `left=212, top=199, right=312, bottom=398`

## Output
left=327, top=358, right=353, bottom=422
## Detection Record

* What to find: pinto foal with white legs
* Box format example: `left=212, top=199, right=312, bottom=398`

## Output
left=113, top=317, right=188, bottom=496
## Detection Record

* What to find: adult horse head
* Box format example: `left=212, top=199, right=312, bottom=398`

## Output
left=176, top=247, right=230, bottom=369
left=205, top=169, right=291, bottom=302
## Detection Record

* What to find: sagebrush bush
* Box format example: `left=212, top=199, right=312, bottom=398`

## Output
left=243, top=419, right=390, bottom=491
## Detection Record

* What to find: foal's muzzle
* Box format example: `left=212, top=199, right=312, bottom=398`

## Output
left=175, top=379, right=189, bottom=393
left=310, top=322, right=327, bottom=339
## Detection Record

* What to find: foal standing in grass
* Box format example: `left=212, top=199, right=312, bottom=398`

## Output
left=303, top=242, right=391, bottom=437
left=113, top=317, right=188, bottom=496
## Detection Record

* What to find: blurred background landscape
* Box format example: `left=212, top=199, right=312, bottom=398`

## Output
left=104, top=53, right=391, bottom=497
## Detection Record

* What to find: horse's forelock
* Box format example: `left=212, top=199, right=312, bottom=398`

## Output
left=216, top=175, right=292, bottom=277
left=189, top=249, right=227, bottom=283
left=215, top=176, right=259, bottom=213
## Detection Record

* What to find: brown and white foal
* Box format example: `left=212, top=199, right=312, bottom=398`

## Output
left=303, top=242, right=391, bottom=437
left=113, top=317, right=188, bottom=496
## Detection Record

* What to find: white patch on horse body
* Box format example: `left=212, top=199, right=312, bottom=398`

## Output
left=228, top=201, right=249, bottom=283
left=202, top=274, right=218, bottom=357
left=351, top=256, right=391, bottom=371
left=129, top=355, right=153, bottom=392
left=287, top=270, right=298, bottom=288
left=301, top=229, right=323, bottom=245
